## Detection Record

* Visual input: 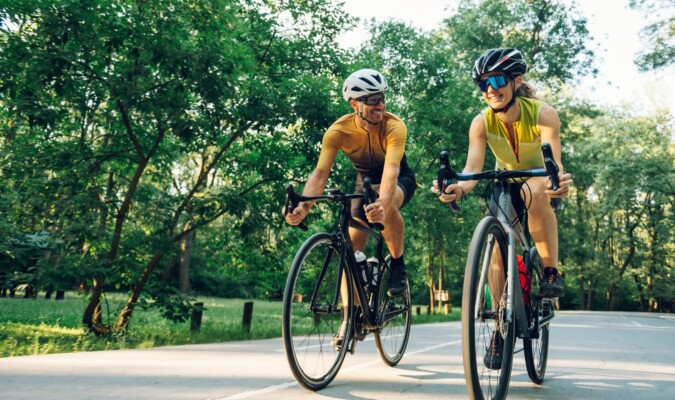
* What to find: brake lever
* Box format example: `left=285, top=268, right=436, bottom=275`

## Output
left=284, top=184, right=308, bottom=231
left=363, top=178, right=385, bottom=231
left=541, top=143, right=562, bottom=210
left=438, top=150, right=460, bottom=214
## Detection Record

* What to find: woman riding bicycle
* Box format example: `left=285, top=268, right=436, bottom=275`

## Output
left=433, top=47, right=573, bottom=367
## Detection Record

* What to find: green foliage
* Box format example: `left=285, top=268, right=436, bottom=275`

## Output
left=140, top=286, right=196, bottom=323
left=0, top=0, right=355, bottom=330
left=443, top=0, right=596, bottom=85
left=629, top=0, right=675, bottom=71
left=0, top=0, right=672, bottom=340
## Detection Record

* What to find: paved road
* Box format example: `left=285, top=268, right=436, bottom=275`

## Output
left=2, top=311, right=674, bottom=399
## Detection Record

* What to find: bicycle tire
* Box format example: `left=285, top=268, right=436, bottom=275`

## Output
left=523, top=246, right=550, bottom=384
left=374, top=255, right=411, bottom=366
left=282, top=233, right=352, bottom=391
left=461, top=216, right=515, bottom=400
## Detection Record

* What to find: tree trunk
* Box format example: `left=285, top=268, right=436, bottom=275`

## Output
left=179, top=229, right=194, bottom=294
left=578, top=275, right=585, bottom=310
left=427, top=230, right=434, bottom=313
left=82, top=278, right=110, bottom=334
left=427, top=253, right=434, bottom=314
left=83, top=102, right=166, bottom=334
left=114, top=251, right=165, bottom=331
left=608, top=283, right=616, bottom=311
left=585, top=277, right=593, bottom=310
left=634, top=274, right=646, bottom=312
left=437, top=250, right=444, bottom=311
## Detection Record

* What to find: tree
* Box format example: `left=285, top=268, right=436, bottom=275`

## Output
left=629, top=0, right=675, bottom=71
left=561, top=108, right=674, bottom=311
left=0, top=0, right=354, bottom=333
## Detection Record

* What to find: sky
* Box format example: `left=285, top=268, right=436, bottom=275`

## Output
left=337, top=0, right=674, bottom=116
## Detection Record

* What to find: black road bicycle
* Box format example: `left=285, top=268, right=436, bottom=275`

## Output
left=282, top=178, right=411, bottom=391
left=438, top=144, right=562, bottom=400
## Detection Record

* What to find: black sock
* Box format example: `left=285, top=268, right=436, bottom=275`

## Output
left=391, top=255, right=405, bottom=268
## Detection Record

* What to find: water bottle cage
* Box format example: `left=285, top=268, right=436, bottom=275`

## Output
left=366, top=258, right=379, bottom=291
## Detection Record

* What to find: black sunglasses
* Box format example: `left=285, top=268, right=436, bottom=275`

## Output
left=358, top=93, right=386, bottom=106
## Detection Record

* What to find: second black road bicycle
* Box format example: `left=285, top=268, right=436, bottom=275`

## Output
left=438, top=143, right=562, bottom=400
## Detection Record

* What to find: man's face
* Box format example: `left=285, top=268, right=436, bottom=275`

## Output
left=352, top=92, right=386, bottom=123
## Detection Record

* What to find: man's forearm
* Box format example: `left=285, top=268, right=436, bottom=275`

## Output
left=301, top=168, right=329, bottom=207
left=378, top=163, right=400, bottom=210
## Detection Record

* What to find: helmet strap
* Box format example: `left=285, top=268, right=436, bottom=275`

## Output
left=491, top=80, right=517, bottom=113
left=356, top=102, right=378, bottom=125
left=491, top=96, right=516, bottom=113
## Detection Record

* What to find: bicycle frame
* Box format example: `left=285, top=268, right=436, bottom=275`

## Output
left=488, top=180, right=538, bottom=338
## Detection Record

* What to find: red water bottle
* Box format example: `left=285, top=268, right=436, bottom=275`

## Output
left=518, top=255, right=531, bottom=306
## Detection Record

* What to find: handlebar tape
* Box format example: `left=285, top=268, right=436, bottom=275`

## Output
left=284, top=184, right=308, bottom=231
left=363, top=178, right=385, bottom=231
left=541, top=143, right=562, bottom=210
left=438, top=150, right=460, bottom=213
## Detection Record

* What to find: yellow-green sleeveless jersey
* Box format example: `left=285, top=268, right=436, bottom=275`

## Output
left=316, top=112, right=407, bottom=183
left=482, top=97, right=546, bottom=171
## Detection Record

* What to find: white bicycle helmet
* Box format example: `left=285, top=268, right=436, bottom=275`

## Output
left=342, top=69, right=388, bottom=101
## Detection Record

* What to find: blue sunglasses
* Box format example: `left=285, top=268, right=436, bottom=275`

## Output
left=478, top=75, right=509, bottom=92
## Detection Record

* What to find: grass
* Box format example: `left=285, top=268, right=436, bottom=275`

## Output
left=0, top=291, right=460, bottom=358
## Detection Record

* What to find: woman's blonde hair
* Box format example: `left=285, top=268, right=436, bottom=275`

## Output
left=515, top=80, right=537, bottom=99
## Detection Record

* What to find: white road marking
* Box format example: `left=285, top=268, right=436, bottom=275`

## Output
left=214, top=339, right=462, bottom=399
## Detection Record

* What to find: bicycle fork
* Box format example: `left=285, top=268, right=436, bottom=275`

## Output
left=507, top=230, right=530, bottom=338
left=476, top=231, right=529, bottom=338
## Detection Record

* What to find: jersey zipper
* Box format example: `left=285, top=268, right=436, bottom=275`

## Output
left=367, top=131, right=374, bottom=170
left=505, top=123, right=520, bottom=163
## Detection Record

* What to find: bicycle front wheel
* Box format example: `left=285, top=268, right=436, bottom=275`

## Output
left=461, top=216, right=515, bottom=400
left=374, top=256, right=411, bottom=366
left=282, top=233, right=352, bottom=391
left=523, top=246, right=550, bottom=384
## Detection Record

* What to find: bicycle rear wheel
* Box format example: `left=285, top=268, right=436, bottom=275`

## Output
left=462, top=216, right=515, bottom=400
left=374, top=256, right=411, bottom=366
left=523, top=246, right=550, bottom=384
left=282, top=233, right=352, bottom=391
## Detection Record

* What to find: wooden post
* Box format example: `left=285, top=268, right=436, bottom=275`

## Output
left=55, top=291, right=65, bottom=300
left=416, top=306, right=421, bottom=315
left=242, top=301, right=254, bottom=333
left=190, top=302, right=204, bottom=331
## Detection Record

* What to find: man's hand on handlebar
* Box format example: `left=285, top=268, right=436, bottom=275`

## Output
left=284, top=201, right=310, bottom=226
left=545, top=172, right=573, bottom=199
left=364, top=201, right=385, bottom=225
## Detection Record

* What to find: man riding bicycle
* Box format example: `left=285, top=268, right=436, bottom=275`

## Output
left=284, top=68, right=417, bottom=345
left=433, top=48, right=573, bottom=368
